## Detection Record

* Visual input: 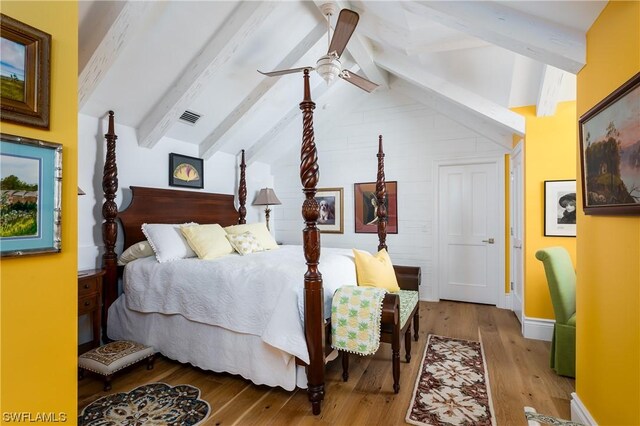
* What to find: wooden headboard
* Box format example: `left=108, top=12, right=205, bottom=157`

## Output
left=119, top=186, right=240, bottom=250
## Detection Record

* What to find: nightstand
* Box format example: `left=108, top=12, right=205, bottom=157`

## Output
left=78, top=269, right=105, bottom=355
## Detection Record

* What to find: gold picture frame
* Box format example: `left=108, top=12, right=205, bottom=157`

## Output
left=315, top=187, right=344, bottom=234
left=0, top=14, right=51, bottom=129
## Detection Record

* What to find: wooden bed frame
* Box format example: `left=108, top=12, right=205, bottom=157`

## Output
left=100, top=71, right=419, bottom=415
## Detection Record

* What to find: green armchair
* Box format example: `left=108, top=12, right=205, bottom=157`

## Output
left=535, top=247, right=576, bottom=378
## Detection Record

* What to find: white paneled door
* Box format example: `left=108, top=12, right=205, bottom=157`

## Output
left=438, top=161, right=500, bottom=305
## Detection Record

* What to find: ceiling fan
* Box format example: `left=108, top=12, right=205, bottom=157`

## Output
left=258, top=3, right=379, bottom=93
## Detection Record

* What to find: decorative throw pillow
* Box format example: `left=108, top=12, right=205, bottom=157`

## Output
left=180, top=224, right=235, bottom=260
left=226, top=231, right=264, bottom=256
left=141, top=223, right=197, bottom=263
left=352, top=248, right=400, bottom=292
left=224, top=223, right=278, bottom=250
left=118, top=241, right=155, bottom=265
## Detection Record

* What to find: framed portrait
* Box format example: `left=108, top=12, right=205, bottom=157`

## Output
left=169, top=153, right=203, bottom=189
left=544, top=180, right=576, bottom=237
left=579, top=72, right=640, bottom=215
left=0, top=14, right=51, bottom=129
left=354, top=181, right=397, bottom=234
left=315, top=187, right=343, bottom=234
left=1, top=133, right=62, bottom=257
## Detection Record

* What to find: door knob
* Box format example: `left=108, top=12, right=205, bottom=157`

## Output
left=482, top=238, right=495, bottom=244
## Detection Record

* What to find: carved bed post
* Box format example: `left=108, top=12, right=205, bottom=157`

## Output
left=299, top=68, right=324, bottom=415
left=376, top=135, right=388, bottom=252
left=102, top=111, right=119, bottom=337
left=238, top=149, right=247, bottom=224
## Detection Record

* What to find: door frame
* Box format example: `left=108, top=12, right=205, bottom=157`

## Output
left=510, top=141, right=525, bottom=327
left=433, top=155, right=507, bottom=308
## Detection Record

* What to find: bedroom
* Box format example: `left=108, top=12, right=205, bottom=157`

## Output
left=1, top=1, right=638, bottom=425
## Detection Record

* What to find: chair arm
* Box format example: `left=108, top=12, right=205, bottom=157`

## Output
left=381, top=293, right=399, bottom=326
left=393, top=265, right=421, bottom=292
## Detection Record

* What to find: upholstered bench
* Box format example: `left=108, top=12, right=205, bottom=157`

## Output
left=78, top=340, right=155, bottom=391
left=341, top=289, right=420, bottom=393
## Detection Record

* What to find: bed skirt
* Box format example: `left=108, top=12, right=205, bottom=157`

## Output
left=107, top=297, right=308, bottom=390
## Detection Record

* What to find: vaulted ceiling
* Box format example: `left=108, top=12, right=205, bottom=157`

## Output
left=78, top=1, right=606, bottom=164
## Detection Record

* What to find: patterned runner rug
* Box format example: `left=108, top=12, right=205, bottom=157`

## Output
left=79, top=382, right=210, bottom=425
left=406, top=334, right=495, bottom=426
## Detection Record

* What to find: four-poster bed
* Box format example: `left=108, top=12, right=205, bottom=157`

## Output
left=100, top=71, right=420, bottom=414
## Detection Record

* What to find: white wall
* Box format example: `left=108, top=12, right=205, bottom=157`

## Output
left=77, top=113, right=274, bottom=270
left=271, top=90, right=508, bottom=301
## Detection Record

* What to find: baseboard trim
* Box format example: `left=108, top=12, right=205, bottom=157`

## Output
left=499, top=292, right=511, bottom=310
left=522, top=317, right=554, bottom=341
left=571, top=392, right=597, bottom=425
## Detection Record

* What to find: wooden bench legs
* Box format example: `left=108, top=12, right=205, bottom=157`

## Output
left=341, top=315, right=416, bottom=394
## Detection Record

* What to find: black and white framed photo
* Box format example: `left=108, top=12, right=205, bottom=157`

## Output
left=544, top=180, right=576, bottom=237
left=314, top=187, right=343, bottom=234
left=169, top=153, right=203, bottom=189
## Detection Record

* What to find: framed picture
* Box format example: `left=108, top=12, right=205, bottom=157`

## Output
left=169, top=153, right=203, bottom=189
left=354, top=181, right=398, bottom=234
left=544, top=180, right=576, bottom=237
left=1, top=133, right=62, bottom=257
left=315, top=187, right=343, bottom=234
left=579, top=72, right=640, bottom=215
left=0, top=14, right=51, bottom=129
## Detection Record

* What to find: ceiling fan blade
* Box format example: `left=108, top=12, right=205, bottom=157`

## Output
left=258, top=66, right=313, bottom=77
left=328, top=9, right=359, bottom=59
left=340, top=71, right=379, bottom=93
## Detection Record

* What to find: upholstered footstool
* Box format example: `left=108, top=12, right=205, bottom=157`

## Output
left=78, top=341, right=155, bottom=391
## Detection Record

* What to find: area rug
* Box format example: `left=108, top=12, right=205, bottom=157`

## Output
left=78, top=382, right=210, bottom=425
left=406, top=334, right=495, bottom=426
left=524, top=406, right=584, bottom=426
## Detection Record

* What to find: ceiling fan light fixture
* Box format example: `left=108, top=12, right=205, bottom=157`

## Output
left=316, top=55, right=341, bottom=85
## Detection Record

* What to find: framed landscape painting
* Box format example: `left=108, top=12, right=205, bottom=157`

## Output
left=579, top=72, right=640, bottom=215
left=354, top=181, right=398, bottom=234
left=1, top=133, right=62, bottom=257
left=0, top=14, right=51, bottom=128
left=544, top=180, right=576, bottom=237
left=315, top=187, right=343, bottom=234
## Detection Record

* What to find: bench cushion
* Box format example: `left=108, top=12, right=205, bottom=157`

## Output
left=399, top=290, right=419, bottom=328
left=78, top=340, right=153, bottom=376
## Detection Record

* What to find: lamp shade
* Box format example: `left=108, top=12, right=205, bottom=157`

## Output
left=253, top=188, right=281, bottom=206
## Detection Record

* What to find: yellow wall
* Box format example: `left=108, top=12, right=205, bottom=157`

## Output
left=512, top=102, right=577, bottom=319
left=1, top=1, right=78, bottom=421
left=576, top=2, right=640, bottom=424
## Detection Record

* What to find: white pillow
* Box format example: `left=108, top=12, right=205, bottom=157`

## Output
left=224, top=223, right=278, bottom=250
left=141, top=223, right=197, bottom=263
left=118, top=241, right=155, bottom=265
left=226, top=231, right=264, bottom=255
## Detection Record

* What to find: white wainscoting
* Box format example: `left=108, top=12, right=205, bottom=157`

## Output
left=523, top=316, right=554, bottom=341
left=571, top=392, right=598, bottom=425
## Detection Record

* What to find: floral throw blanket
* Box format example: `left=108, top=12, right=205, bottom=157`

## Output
left=331, top=286, right=387, bottom=355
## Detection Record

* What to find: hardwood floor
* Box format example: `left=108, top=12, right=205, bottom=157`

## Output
left=78, top=301, right=575, bottom=425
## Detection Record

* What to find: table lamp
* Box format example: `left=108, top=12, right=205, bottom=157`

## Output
left=252, top=188, right=281, bottom=231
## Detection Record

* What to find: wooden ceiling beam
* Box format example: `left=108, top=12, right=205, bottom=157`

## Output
left=375, top=51, right=524, bottom=137
left=137, top=1, right=278, bottom=148
left=199, top=21, right=327, bottom=159
left=403, top=1, right=585, bottom=73
left=78, top=1, right=152, bottom=111
left=392, top=77, right=513, bottom=150
left=536, top=65, right=566, bottom=117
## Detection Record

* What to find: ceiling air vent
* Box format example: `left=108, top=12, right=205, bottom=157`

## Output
left=179, top=110, right=202, bottom=125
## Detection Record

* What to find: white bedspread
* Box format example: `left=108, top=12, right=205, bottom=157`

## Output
left=123, top=245, right=356, bottom=364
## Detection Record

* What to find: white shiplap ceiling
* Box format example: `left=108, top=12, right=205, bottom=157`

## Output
left=78, top=0, right=606, bottom=163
